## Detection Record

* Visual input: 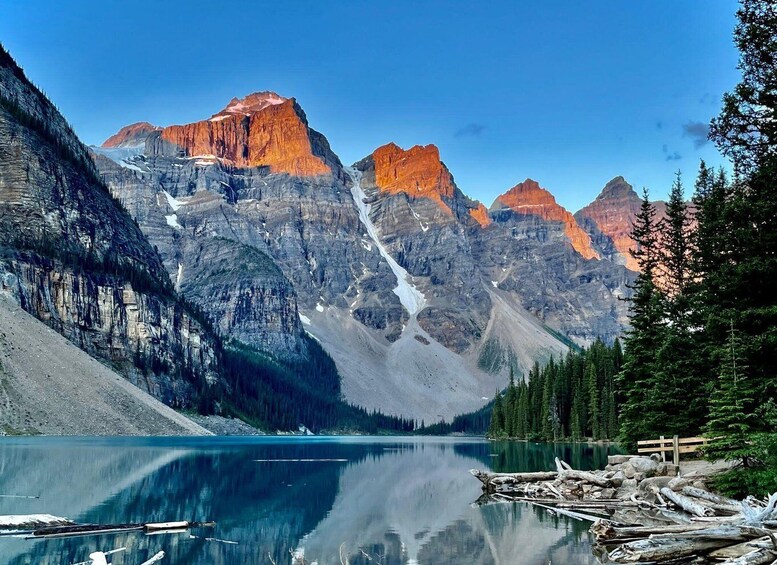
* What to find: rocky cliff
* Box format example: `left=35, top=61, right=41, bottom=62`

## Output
left=575, top=176, right=668, bottom=271
left=0, top=45, right=219, bottom=408
left=153, top=93, right=334, bottom=177
left=102, top=122, right=160, bottom=148
left=493, top=179, right=600, bottom=260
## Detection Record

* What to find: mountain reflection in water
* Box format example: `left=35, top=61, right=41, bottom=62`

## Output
left=0, top=437, right=617, bottom=564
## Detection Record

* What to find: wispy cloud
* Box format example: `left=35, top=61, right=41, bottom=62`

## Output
left=662, top=144, right=682, bottom=161
left=682, top=121, right=711, bottom=149
left=455, top=123, right=486, bottom=137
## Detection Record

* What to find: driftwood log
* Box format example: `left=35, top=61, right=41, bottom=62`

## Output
left=470, top=456, right=777, bottom=564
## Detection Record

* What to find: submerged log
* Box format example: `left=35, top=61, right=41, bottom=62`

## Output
left=139, top=551, right=166, bottom=565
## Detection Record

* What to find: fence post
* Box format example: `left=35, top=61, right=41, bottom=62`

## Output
left=673, top=435, right=680, bottom=465
left=660, top=435, right=666, bottom=462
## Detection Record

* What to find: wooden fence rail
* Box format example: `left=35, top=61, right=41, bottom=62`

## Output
left=636, top=435, right=710, bottom=464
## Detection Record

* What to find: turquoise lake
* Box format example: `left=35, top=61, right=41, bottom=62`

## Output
left=0, top=437, right=618, bottom=564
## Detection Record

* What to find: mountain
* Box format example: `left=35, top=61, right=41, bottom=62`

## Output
left=0, top=45, right=220, bottom=411
left=1, top=45, right=416, bottom=434
left=575, top=176, right=668, bottom=271
left=92, top=82, right=635, bottom=421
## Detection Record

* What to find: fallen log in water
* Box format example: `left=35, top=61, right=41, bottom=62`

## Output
left=555, top=457, right=612, bottom=488
left=27, top=520, right=215, bottom=540
left=0, top=514, right=73, bottom=529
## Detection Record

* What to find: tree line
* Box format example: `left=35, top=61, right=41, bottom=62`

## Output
left=487, top=339, right=623, bottom=441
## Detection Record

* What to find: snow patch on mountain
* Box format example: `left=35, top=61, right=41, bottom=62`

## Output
left=346, top=167, right=427, bottom=317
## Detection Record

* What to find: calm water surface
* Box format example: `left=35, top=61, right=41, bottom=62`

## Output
left=0, top=437, right=618, bottom=564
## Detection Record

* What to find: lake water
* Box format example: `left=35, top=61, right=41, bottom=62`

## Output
left=0, top=437, right=617, bottom=564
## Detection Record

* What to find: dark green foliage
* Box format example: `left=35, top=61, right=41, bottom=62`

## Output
left=416, top=401, right=493, bottom=435
left=210, top=336, right=415, bottom=434
left=709, top=0, right=777, bottom=172
left=617, top=190, right=667, bottom=449
left=486, top=340, right=623, bottom=441
left=617, top=1, right=777, bottom=495
left=704, top=323, right=760, bottom=465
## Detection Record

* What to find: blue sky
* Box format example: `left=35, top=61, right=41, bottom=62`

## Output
left=1, top=1, right=740, bottom=211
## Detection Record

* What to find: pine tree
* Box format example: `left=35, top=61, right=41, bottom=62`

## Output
left=586, top=363, right=600, bottom=440
left=653, top=173, right=708, bottom=436
left=709, top=0, right=777, bottom=173
left=705, top=322, right=760, bottom=466
left=618, top=189, right=667, bottom=448
left=504, top=368, right=517, bottom=437
left=487, top=390, right=504, bottom=438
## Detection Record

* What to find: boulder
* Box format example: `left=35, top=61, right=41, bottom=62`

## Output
left=600, top=487, right=616, bottom=500
left=656, top=462, right=679, bottom=477
left=608, top=455, right=635, bottom=466
left=629, top=457, right=659, bottom=476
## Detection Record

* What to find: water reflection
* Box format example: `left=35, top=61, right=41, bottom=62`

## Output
left=0, top=437, right=616, bottom=564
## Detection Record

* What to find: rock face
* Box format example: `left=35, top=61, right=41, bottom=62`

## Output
left=493, top=179, right=599, bottom=260
left=355, top=143, right=493, bottom=353
left=479, top=181, right=631, bottom=345
left=575, top=177, right=668, bottom=271
left=0, top=45, right=219, bottom=408
left=102, top=122, right=160, bottom=148
left=153, top=93, right=332, bottom=176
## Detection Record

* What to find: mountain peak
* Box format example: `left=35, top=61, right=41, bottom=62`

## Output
left=211, top=91, right=288, bottom=120
left=102, top=122, right=160, bottom=148
left=371, top=143, right=455, bottom=213
left=495, top=179, right=599, bottom=260
left=576, top=176, right=642, bottom=271
left=596, top=176, right=638, bottom=201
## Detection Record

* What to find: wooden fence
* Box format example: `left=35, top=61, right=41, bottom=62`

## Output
left=636, top=435, right=711, bottom=464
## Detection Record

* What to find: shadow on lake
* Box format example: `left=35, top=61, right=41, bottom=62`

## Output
left=0, top=437, right=618, bottom=564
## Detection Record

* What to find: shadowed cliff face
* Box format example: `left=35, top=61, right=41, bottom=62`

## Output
left=0, top=46, right=219, bottom=407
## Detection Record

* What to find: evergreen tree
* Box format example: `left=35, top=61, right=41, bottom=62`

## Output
left=586, top=363, right=600, bottom=440
left=618, top=189, right=667, bottom=448
left=709, top=0, right=777, bottom=173
left=504, top=368, right=518, bottom=436
left=705, top=323, right=760, bottom=466
left=487, top=390, right=505, bottom=438
left=653, top=173, right=708, bottom=436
